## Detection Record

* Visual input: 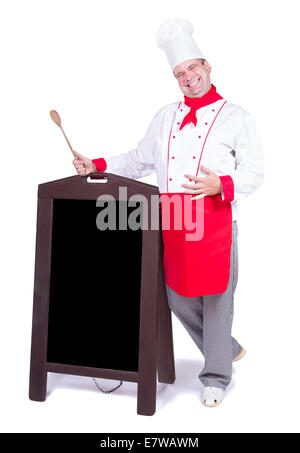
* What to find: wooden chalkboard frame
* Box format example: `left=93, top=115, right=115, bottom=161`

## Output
left=29, top=172, right=175, bottom=416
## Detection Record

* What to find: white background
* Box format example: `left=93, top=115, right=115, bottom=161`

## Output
left=0, top=0, right=299, bottom=434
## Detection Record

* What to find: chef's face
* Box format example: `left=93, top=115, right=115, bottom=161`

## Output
left=173, top=58, right=212, bottom=98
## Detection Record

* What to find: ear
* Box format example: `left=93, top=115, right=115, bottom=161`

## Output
left=203, top=60, right=212, bottom=74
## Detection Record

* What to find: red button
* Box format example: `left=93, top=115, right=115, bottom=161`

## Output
left=193, top=156, right=196, bottom=159
left=205, top=122, right=208, bottom=125
left=212, top=109, right=215, bottom=112
left=169, top=178, right=172, bottom=181
left=198, top=136, right=201, bottom=138
left=172, top=156, right=175, bottom=159
left=180, top=109, right=183, bottom=111
left=177, top=122, right=180, bottom=125
left=173, top=136, right=176, bottom=138
left=189, top=179, right=192, bottom=181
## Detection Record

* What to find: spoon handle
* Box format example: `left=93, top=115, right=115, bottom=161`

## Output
left=60, top=125, right=76, bottom=158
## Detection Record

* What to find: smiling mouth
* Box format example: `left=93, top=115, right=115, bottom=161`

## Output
left=187, top=77, right=201, bottom=88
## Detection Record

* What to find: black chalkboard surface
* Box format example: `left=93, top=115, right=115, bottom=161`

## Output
left=29, top=173, right=175, bottom=415
left=47, top=199, right=142, bottom=371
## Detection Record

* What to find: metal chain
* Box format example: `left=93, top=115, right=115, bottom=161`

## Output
left=92, top=378, right=123, bottom=394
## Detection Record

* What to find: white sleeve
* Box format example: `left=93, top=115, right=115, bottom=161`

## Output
left=104, top=110, right=162, bottom=180
left=232, top=112, right=265, bottom=201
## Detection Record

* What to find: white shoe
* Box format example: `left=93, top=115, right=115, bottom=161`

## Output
left=202, top=386, right=224, bottom=407
left=233, top=347, right=246, bottom=362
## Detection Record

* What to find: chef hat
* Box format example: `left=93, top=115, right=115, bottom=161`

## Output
left=157, top=18, right=205, bottom=71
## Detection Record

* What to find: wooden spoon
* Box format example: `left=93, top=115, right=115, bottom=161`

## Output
left=50, top=110, right=77, bottom=158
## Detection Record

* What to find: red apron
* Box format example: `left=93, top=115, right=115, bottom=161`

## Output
left=160, top=192, right=232, bottom=297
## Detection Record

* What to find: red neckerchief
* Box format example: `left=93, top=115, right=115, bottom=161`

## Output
left=180, top=84, right=223, bottom=130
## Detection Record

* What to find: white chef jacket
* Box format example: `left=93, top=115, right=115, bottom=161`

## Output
left=101, top=98, right=264, bottom=221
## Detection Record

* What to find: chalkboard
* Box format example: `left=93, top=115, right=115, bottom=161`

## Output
left=29, top=173, right=175, bottom=415
left=47, top=199, right=142, bottom=371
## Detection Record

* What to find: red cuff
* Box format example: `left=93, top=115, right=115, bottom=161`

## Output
left=219, top=175, right=234, bottom=203
left=92, top=158, right=107, bottom=172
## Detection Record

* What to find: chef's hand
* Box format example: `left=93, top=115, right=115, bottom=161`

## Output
left=182, top=165, right=222, bottom=200
left=72, top=151, right=96, bottom=176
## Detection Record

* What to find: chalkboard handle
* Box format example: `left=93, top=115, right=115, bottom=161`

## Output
left=86, top=173, right=109, bottom=184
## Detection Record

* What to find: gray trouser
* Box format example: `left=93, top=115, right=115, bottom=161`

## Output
left=165, top=220, right=242, bottom=390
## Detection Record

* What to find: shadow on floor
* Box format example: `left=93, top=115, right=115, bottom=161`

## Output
left=46, top=357, right=236, bottom=410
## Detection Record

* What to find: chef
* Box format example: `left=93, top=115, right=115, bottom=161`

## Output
left=72, top=18, right=264, bottom=407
